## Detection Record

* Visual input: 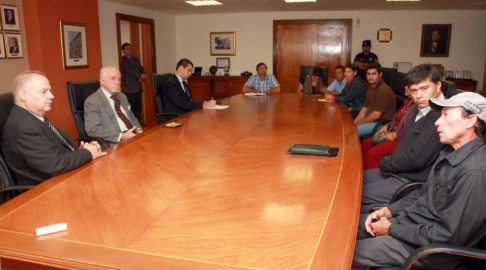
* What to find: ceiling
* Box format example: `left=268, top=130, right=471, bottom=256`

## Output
left=105, top=0, right=486, bottom=15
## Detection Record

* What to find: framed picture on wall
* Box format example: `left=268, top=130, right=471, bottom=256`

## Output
left=61, top=21, right=89, bottom=69
left=5, top=33, right=23, bottom=58
left=216, top=58, right=230, bottom=69
left=420, top=24, right=452, bottom=57
left=1, top=5, right=20, bottom=31
left=0, top=34, right=6, bottom=59
left=210, top=32, right=236, bottom=56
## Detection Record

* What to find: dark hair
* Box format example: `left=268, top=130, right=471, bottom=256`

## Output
left=335, top=65, right=345, bottom=73
left=406, top=63, right=441, bottom=87
left=366, top=62, right=382, bottom=74
left=256, top=62, right=267, bottom=70
left=121, top=43, right=131, bottom=50
left=344, top=63, right=358, bottom=72
left=176, top=58, right=194, bottom=70
left=461, top=108, right=486, bottom=139
left=312, top=67, right=323, bottom=78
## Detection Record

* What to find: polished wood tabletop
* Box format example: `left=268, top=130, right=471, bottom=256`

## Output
left=0, top=93, right=362, bottom=270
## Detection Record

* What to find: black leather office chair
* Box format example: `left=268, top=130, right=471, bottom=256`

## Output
left=66, top=81, right=108, bottom=150
left=390, top=72, right=407, bottom=97
left=381, top=67, right=398, bottom=87
left=151, top=73, right=180, bottom=125
left=0, top=92, right=35, bottom=204
left=299, top=66, right=328, bottom=86
left=441, top=80, right=457, bottom=98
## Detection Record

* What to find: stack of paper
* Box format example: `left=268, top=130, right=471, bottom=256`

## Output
left=205, top=105, right=230, bottom=110
left=244, top=93, right=267, bottom=96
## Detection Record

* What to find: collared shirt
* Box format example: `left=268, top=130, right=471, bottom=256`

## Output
left=327, top=78, right=347, bottom=93
left=415, top=93, right=445, bottom=122
left=175, top=74, right=187, bottom=94
left=101, top=88, right=129, bottom=135
left=245, top=74, right=280, bottom=93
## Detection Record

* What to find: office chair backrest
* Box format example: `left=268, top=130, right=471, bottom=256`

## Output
left=381, top=67, right=397, bottom=88
left=390, top=71, right=407, bottom=98
left=299, top=66, right=328, bottom=86
left=0, top=92, right=15, bottom=141
left=0, top=92, right=20, bottom=196
left=441, top=80, right=456, bottom=98
left=151, top=73, right=173, bottom=116
left=66, top=81, right=100, bottom=138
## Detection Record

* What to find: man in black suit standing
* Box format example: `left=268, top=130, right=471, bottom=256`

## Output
left=2, top=71, right=106, bottom=186
left=162, top=58, right=216, bottom=122
left=121, top=43, right=145, bottom=123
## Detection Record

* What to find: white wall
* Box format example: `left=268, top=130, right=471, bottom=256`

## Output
left=98, top=0, right=177, bottom=73
left=0, top=0, right=29, bottom=94
left=175, top=10, right=486, bottom=90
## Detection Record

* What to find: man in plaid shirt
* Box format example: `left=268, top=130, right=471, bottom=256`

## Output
left=242, top=62, right=281, bottom=94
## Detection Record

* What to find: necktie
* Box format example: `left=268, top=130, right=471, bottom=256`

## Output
left=129, top=57, right=134, bottom=64
left=182, top=81, right=193, bottom=102
left=110, top=95, right=134, bottom=129
left=415, top=110, right=424, bottom=122
left=43, top=118, right=75, bottom=151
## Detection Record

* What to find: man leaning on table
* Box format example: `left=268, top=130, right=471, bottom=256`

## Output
left=84, top=66, right=143, bottom=148
left=242, top=62, right=281, bottom=94
left=352, top=92, right=486, bottom=270
left=2, top=71, right=105, bottom=186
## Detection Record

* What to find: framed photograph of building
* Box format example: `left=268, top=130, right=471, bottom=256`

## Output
left=5, top=33, right=22, bottom=58
left=1, top=5, right=20, bottom=31
left=210, top=32, right=236, bottom=56
left=420, top=24, right=451, bottom=57
left=61, top=21, right=88, bottom=69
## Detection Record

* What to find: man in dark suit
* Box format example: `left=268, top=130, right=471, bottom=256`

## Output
left=121, top=43, right=145, bottom=123
left=9, top=38, right=19, bottom=54
left=84, top=66, right=143, bottom=148
left=423, top=30, right=447, bottom=54
left=162, top=58, right=216, bottom=122
left=4, top=9, right=15, bottom=25
left=2, top=71, right=105, bottom=186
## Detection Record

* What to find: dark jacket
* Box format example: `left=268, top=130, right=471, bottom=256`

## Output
left=334, top=77, right=367, bottom=112
left=162, top=74, right=202, bottom=121
left=122, top=55, right=145, bottom=94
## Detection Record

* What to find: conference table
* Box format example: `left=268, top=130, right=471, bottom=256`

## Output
left=0, top=93, right=362, bottom=269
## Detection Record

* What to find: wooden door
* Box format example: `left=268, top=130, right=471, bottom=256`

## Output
left=273, top=20, right=352, bottom=93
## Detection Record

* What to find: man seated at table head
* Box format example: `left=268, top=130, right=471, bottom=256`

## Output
left=162, top=58, right=216, bottom=122
left=360, top=63, right=445, bottom=213
left=354, top=62, right=397, bottom=137
left=322, top=65, right=347, bottom=96
left=242, top=62, right=281, bottom=94
left=84, top=66, right=143, bottom=148
left=353, top=92, right=486, bottom=270
left=2, top=71, right=106, bottom=186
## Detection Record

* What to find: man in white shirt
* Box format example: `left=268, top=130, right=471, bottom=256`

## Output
left=84, top=66, right=143, bottom=148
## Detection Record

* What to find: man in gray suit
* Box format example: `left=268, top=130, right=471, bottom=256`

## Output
left=121, top=43, right=145, bottom=123
left=84, top=66, right=143, bottom=148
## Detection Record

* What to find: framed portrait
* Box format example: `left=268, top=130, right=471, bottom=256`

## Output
left=1, top=5, right=20, bottom=31
left=463, top=70, right=471, bottom=80
left=210, top=32, right=236, bottom=56
left=0, top=34, right=5, bottom=59
left=454, top=71, right=462, bottom=79
left=216, top=58, right=230, bottom=69
left=445, top=71, right=453, bottom=78
left=420, top=24, right=452, bottom=57
left=5, top=33, right=22, bottom=58
left=61, top=21, right=89, bottom=69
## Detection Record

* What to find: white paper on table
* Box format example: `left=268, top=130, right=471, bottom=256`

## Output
left=318, top=99, right=334, bottom=103
left=244, top=93, right=267, bottom=96
left=205, top=105, right=230, bottom=110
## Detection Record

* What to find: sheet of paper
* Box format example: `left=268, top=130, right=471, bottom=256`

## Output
left=244, top=92, right=267, bottom=96
left=318, top=99, right=334, bottom=103
left=205, top=105, right=230, bottom=110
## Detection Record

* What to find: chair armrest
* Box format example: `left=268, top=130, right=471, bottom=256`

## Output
left=390, top=182, right=423, bottom=203
left=1, top=185, right=35, bottom=192
left=371, top=119, right=393, bottom=136
left=401, top=244, right=486, bottom=270
left=156, top=112, right=180, bottom=117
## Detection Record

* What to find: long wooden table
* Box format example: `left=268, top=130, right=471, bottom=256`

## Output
left=0, top=93, right=362, bottom=269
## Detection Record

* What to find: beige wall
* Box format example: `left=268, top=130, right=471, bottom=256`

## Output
left=98, top=0, right=177, bottom=73
left=175, top=10, right=486, bottom=90
left=0, top=0, right=29, bottom=94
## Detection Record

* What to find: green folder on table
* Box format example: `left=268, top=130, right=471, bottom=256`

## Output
left=289, top=144, right=329, bottom=156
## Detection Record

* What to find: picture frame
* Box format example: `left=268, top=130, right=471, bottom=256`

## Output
left=5, top=33, right=22, bottom=58
left=420, top=24, right=452, bottom=57
left=210, top=32, right=236, bottom=56
left=445, top=71, right=453, bottom=78
left=377, top=29, right=392, bottom=42
left=0, top=34, right=5, bottom=59
left=454, top=71, right=462, bottom=79
left=60, top=21, right=89, bottom=69
left=463, top=70, right=471, bottom=80
left=216, top=57, right=230, bottom=69
left=1, top=5, right=20, bottom=31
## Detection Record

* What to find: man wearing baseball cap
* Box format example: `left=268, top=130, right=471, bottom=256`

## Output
left=354, top=40, right=379, bottom=82
left=353, top=92, right=486, bottom=269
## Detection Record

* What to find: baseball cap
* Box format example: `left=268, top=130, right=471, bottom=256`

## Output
left=362, top=40, right=371, bottom=47
left=430, top=92, right=486, bottom=122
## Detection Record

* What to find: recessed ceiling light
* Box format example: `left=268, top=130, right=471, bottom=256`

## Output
left=285, top=0, right=317, bottom=3
left=185, top=0, right=223, bottom=6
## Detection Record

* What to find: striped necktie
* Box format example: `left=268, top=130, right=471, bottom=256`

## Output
left=110, top=94, right=134, bottom=129
left=43, top=118, right=75, bottom=151
left=182, top=81, right=193, bottom=102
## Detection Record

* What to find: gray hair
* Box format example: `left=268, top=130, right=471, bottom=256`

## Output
left=12, top=70, right=46, bottom=104
left=99, top=66, right=119, bottom=78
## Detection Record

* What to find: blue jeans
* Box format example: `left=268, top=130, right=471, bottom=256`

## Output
left=356, top=122, right=378, bottom=137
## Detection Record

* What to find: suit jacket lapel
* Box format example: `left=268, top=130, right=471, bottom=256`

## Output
left=97, top=89, right=121, bottom=132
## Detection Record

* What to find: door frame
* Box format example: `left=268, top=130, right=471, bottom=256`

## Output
left=273, top=19, right=352, bottom=77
